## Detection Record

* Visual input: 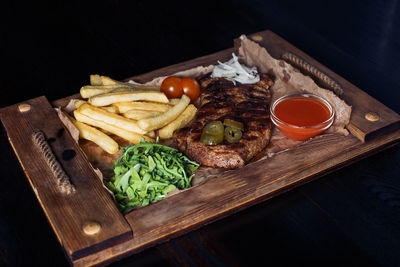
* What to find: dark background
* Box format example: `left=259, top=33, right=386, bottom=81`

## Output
left=1, top=0, right=399, bottom=266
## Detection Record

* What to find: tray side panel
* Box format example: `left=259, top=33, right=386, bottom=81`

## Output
left=123, top=48, right=235, bottom=83
left=245, top=30, right=400, bottom=142
left=71, top=30, right=400, bottom=266
left=0, top=96, right=132, bottom=260
left=73, top=129, right=399, bottom=267
left=10, top=30, right=399, bottom=266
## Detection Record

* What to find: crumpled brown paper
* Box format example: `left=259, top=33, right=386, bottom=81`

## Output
left=55, top=104, right=115, bottom=196
left=238, top=35, right=351, bottom=134
left=236, top=35, right=352, bottom=158
left=56, top=34, right=353, bottom=188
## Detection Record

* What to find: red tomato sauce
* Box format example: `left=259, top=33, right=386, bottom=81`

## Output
left=274, top=97, right=331, bottom=127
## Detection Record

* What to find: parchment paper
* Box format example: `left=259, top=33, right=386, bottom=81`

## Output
left=57, top=34, right=352, bottom=188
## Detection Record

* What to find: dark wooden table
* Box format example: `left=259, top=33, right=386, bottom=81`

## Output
left=1, top=1, right=399, bottom=266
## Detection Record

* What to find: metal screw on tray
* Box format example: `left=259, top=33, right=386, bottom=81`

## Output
left=18, top=103, right=31, bottom=112
left=83, top=221, right=101, bottom=235
left=365, top=112, right=380, bottom=122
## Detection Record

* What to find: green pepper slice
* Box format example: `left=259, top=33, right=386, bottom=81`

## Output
left=200, top=121, right=224, bottom=145
left=200, top=133, right=223, bottom=145
left=203, top=121, right=224, bottom=135
left=224, top=126, right=243, bottom=143
left=223, top=118, right=244, bottom=131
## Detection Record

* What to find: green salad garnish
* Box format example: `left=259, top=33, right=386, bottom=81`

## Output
left=106, top=138, right=199, bottom=213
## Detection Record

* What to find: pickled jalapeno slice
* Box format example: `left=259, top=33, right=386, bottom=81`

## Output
left=200, top=132, right=223, bottom=145
left=200, top=121, right=224, bottom=145
left=203, top=121, right=224, bottom=135
left=223, top=119, right=244, bottom=131
left=224, top=126, right=243, bottom=143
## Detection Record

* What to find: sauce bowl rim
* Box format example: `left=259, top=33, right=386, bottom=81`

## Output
left=270, top=93, right=335, bottom=130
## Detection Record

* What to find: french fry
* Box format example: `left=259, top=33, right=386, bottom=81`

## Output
left=109, top=87, right=132, bottom=93
left=74, top=99, right=87, bottom=109
left=138, top=94, right=190, bottom=131
left=112, top=101, right=171, bottom=113
left=123, top=110, right=162, bottom=120
left=90, top=74, right=102, bottom=86
left=100, top=105, right=117, bottom=113
left=125, top=83, right=160, bottom=91
left=78, top=103, right=148, bottom=135
left=66, top=112, right=119, bottom=154
left=74, top=110, right=153, bottom=144
left=158, top=104, right=197, bottom=139
left=88, top=91, right=169, bottom=106
left=112, top=101, right=170, bottom=113
left=75, top=100, right=117, bottom=113
left=168, top=98, right=181, bottom=105
left=80, top=85, right=131, bottom=98
left=100, top=75, right=160, bottom=91
left=100, top=75, right=122, bottom=86
left=146, top=130, right=156, bottom=138
left=70, top=104, right=112, bottom=134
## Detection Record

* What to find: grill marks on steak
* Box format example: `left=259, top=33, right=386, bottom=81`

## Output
left=175, top=73, right=274, bottom=169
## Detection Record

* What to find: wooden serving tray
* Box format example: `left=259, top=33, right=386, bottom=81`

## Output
left=1, top=30, right=399, bottom=266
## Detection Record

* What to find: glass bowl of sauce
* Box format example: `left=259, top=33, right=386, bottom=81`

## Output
left=270, top=93, right=334, bottom=141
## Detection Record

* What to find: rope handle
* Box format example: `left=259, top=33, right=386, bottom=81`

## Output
left=282, top=52, right=344, bottom=96
left=32, top=130, right=76, bottom=195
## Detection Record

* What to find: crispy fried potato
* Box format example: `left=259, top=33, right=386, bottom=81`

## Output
left=109, top=87, right=132, bottom=93
left=89, top=91, right=169, bottom=106
left=68, top=114, right=119, bottom=154
left=113, top=101, right=171, bottom=113
left=78, top=103, right=148, bottom=135
left=75, top=100, right=117, bottom=113
left=146, top=130, right=156, bottom=138
left=100, top=75, right=122, bottom=86
left=90, top=74, right=102, bottom=86
left=100, top=75, right=160, bottom=90
left=100, top=105, right=117, bottom=113
left=74, top=110, right=153, bottom=144
left=168, top=98, right=181, bottom=105
left=137, top=94, right=190, bottom=131
left=126, top=83, right=160, bottom=91
left=123, top=110, right=162, bottom=120
left=80, top=85, right=132, bottom=98
left=158, top=104, right=197, bottom=139
left=74, top=99, right=87, bottom=109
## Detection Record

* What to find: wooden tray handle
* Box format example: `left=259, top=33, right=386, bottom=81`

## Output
left=282, top=52, right=344, bottom=96
left=32, top=130, right=76, bottom=195
left=0, top=96, right=132, bottom=261
left=243, top=30, right=400, bottom=142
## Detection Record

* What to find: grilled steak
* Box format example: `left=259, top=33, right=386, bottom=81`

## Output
left=175, top=73, right=274, bottom=169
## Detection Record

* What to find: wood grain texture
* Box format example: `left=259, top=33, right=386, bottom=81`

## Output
left=2, top=30, right=400, bottom=266
left=123, top=48, right=235, bottom=83
left=0, top=96, right=132, bottom=261
left=69, top=31, right=400, bottom=266
left=244, top=31, right=400, bottom=142
left=73, top=130, right=400, bottom=266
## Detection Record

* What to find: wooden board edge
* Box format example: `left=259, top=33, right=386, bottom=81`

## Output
left=72, top=129, right=400, bottom=267
left=0, top=96, right=134, bottom=261
left=122, top=48, right=235, bottom=83
left=3, top=29, right=400, bottom=266
left=238, top=30, right=400, bottom=142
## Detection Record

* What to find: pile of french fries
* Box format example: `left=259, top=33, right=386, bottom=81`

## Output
left=67, top=75, right=197, bottom=154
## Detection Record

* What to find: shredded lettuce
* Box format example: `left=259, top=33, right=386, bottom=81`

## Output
left=106, top=138, right=199, bottom=213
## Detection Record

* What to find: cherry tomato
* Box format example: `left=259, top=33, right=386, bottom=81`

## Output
left=181, top=77, right=200, bottom=102
left=160, top=76, right=183, bottom=98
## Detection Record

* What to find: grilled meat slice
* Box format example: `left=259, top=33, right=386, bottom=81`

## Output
left=175, top=73, right=274, bottom=169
